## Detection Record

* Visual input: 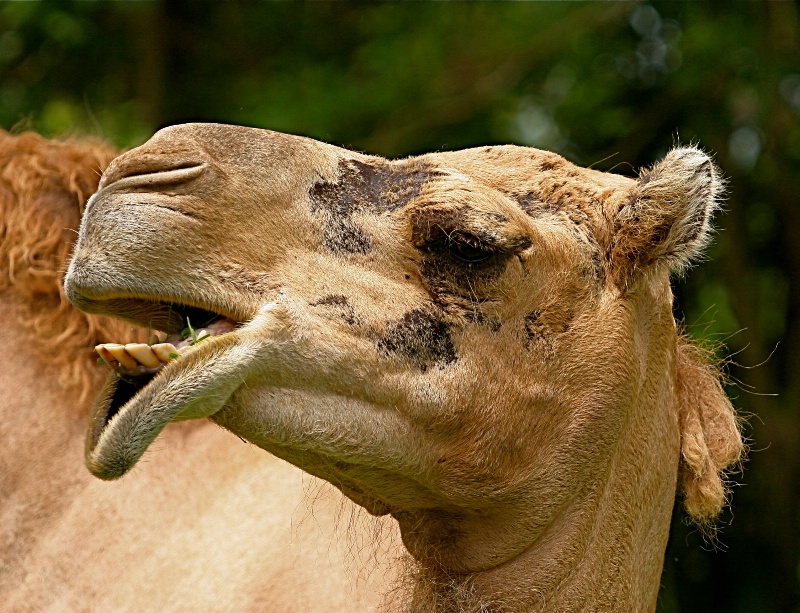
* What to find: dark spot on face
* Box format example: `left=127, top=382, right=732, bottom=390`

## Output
left=309, top=159, right=442, bottom=254
left=377, top=308, right=457, bottom=371
left=310, top=294, right=360, bottom=326
left=379, top=161, right=441, bottom=212
left=524, top=311, right=544, bottom=338
left=309, top=163, right=373, bottom=254
left=523, top=311, right=553, bottom=358
left=416, top=249, right=506, bottom=315
left=323, top=217, right=371, bottom=254
left=312, top=294, right=349, bottom=307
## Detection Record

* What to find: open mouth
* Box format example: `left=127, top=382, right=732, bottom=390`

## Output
left=95, top=307, right=236, bottom=418
left=84, top=299, right=248, bottom=479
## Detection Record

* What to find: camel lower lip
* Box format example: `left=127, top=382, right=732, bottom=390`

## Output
left=85, top=347, right=196, bottom=479
left=84, top=326, right=256, bottom=480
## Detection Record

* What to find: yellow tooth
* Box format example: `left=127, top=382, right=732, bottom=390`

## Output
left=125, top=343, right=160, bottom=369
left=104, top=344, right=138, bottom=371
left=151, top=343, right=179, bottom=362
left=95, top=345, right=117, bottom=366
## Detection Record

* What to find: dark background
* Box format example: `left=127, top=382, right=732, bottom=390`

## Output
left=1, top=2, right=797, bottom=611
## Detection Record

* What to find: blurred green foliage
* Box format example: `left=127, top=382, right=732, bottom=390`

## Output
left=1, top=1, right=798, bottom=611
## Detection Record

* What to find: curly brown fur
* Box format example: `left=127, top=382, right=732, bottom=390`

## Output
left=0, top=130, right=142, bottom=408
left=676, top=336, right=745, bottom=528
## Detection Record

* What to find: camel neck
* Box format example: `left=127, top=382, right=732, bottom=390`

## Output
left=407, top=473, right=677, bottom=612
left=402, top=392, right=681, bottom=612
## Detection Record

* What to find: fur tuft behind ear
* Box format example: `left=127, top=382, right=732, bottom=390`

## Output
left=612, top=147, right=724, bottom=287
left=676, top=339, right=744, bottom=526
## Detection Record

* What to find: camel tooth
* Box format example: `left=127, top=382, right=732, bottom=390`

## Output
left=95, top=345, right=117, bottom=366
left=125, top=343, right=161, bottom=369
left=104, top=344, right=138, bottom=371
left=151, top=343, right=180, bottom=362
left=193, top=329, right=211, bottom=343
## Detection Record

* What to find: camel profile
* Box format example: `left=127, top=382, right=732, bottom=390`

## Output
left=0, top=130, right=398, bottom=612
left=66, top=123, right=744, bottom=612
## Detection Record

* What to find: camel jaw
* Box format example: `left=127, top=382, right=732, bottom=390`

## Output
left=82, top=303, right=271, bottom=481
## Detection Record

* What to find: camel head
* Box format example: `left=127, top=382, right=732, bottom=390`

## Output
left=66, top=123, right=741, bottom=608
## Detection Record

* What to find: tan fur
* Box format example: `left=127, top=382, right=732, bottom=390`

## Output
left=65, top=124, right=744, bottom=612
left=0, top=131, right=135, bottom=406
left=0, top=131, right=399, bottom=612
left=676, top=338, right=744, bottom=524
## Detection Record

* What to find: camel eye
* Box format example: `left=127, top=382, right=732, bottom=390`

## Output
left=446, top=236, right=494, bottom=264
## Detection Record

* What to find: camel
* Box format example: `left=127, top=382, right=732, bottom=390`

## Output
left=0, top=130, right=399, bottom=612
left=65, top=123, right=744, bottom=612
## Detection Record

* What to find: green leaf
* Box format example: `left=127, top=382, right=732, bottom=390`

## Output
left=181, top=316, right=197, bottom=342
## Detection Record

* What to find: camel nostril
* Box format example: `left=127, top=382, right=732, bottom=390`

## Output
left=101, top=157, right=207, bottom=190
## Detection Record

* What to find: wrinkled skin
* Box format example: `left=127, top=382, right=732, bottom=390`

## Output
left=66, top=123, right=739, bottom=612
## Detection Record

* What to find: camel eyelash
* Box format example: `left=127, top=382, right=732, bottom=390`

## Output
left=439, top=232, right=496, bottom=264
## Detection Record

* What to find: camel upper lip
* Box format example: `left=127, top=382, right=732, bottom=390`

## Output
left=68, top=290, right=242, bottom=336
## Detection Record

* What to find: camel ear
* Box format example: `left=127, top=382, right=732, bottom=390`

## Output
left=676, top=340, right=744, bottom=527
left=611, top=147, right=723, bottom=287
